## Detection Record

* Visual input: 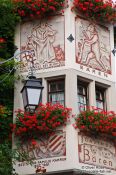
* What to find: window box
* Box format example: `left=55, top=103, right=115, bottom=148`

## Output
left=13, top=0, right=66, bottom=19
left=74, top=107, right=116, bottom=138
left=72, top=0, right=116, bottom=23
left=13, top=103, right=71, bottom=144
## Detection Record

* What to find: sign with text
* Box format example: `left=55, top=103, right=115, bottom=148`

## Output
left=78, top=132, right=116, bottom=170
left=14, top=130, right=67, bottom=174
left=18, top=130, right=66, bottom=161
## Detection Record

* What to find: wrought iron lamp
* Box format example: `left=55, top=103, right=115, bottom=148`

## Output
left=21, top=73, right=44, bottom=113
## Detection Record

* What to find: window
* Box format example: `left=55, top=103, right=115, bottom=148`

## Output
left=78, top=81, right=89, bottom=111
left=48, top=79, right=65, bottom=106
left=95, top=86, right=106, bottom=110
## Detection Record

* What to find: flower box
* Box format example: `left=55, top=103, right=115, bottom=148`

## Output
left=75, top=107, right=116, bottom=138
left=13, top=0, right=66, bottom=19
left=13, top=103, right=71, bottom=143
left=72, top=0, right=116, bottom=23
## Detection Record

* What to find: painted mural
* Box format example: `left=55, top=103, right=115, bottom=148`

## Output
left=18, top=130, right=66, bottom=161
left=76, top=17, right=111, bottom=74
left=78, top=132, right=116, bottom=170
left=20, top=16, right=65, bottom=72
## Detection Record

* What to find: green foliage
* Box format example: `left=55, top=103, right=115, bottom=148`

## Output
left=0, top=59, right=16, bottom=107
left=0, top=142, right=34, bottom=175
left=0, top=106, right=34, bottom=175
left=0, top=106, right=12, bottom=143
left=0, top=0, right=20, bottom=59
left=0, top=0, right=20, bottom=107
left=0, top=106, right=14, bottom=175
left=0, top=143, right=15, bottom=175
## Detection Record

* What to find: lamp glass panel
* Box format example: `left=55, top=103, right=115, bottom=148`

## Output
left=22, top=88, right=27, bottom=108
left=27, top=88, right=41, bottom=105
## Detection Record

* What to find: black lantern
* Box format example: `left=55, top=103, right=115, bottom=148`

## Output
left=21, top=76, right=44, bottom=113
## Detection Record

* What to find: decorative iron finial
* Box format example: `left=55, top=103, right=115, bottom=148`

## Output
left=112, top=48, right=116, bottom=56
left=67, top=34, right=74, bottom=42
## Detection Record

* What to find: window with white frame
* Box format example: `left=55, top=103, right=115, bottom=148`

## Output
left=77, top=80, right=89, bottom=111
left=48, top=79, right=65, bottom=106
left=95, top=86, right=106, bottom=110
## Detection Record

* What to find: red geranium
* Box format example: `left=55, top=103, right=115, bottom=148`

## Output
left=72, top=0, right=116, bottom=23
left=13, top=103, right=71, bottom=142
left=75, top=107, right=116, bottom=137
left=12, top=0, right=65, bottom=19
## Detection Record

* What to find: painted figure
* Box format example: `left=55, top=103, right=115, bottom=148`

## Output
left=27, top=22, right=57, bottom=63
left=80, top=24, right=105, bottom=70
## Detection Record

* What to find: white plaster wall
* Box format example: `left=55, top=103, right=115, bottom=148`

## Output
left=14, top=0, right=116, bottom=174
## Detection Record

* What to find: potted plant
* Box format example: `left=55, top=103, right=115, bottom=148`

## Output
left=13, top=103, right=71, bottom=143
left=72, top=0, right=116, bottom=23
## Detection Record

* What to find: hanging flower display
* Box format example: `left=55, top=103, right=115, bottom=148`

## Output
left=74, top=107, right=116, bottom=137
left=13, top=103, right=71, bottom=142
left=12, top=0, right=66, bottom=19
left=72, top=0, right=116, bottom=23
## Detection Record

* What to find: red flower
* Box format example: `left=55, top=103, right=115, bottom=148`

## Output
left=13, top=0, right=65, bottom=19
left=0, top=38, right=5, bottom=43
left=13, top=103, right=72, bottom=142
left=112, top=132, right=116, bottom=136
left=75, top=106, right=116, bottom=136
left=31, top=139, right=37, bottom=145
left=72, top=0, right=116, bottom=23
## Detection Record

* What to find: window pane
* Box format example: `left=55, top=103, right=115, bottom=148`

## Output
left=57, top=81, right=64, bottom=91
left=78, top=103, right=87, bottom=111
left=49, top=82, right=57, bottom=92
left=49, top=93, right=64, bottom=105
left=96, top=100, right=104, bottom=110
left=96, top=87, right=105, bottom=110
left=78, top=85, right=86, bottom=95
left=48, top=80, right=65, bottom=106
left=77, top=82, right=88, bottom=111
left=96, top=90, right=103, bottom=101
left=79, top=95, right=86, bottom=104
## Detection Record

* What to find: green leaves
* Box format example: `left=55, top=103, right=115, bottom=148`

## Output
left=0, top=0, right=20, bottom=60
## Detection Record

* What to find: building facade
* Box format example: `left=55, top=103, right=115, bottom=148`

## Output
left=14, top=1, right=116, bottom=174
